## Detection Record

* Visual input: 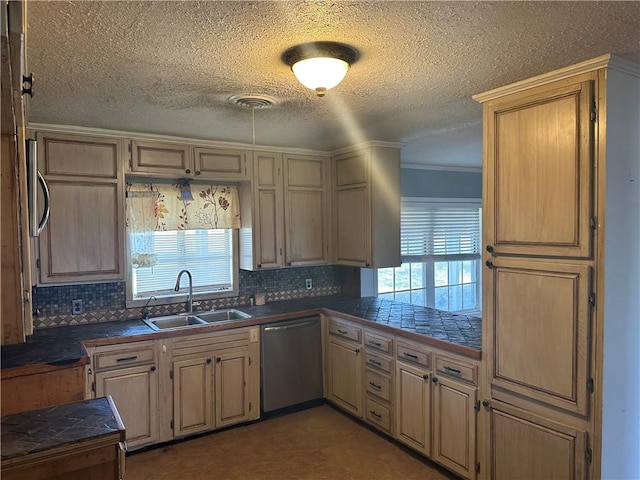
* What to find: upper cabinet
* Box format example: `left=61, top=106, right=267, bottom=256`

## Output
left=130, top=140, right=250, bottom=181
left=240, top=151, right=331, bottom=270
left=283, top=154, right=331, bottom=266
left=332, top=145, right=401, bottom=268
left=483, top=76, right=594, bottom=259
left=34, top=132, right=125, bottom=284
left=239, top=151, right=285, bottom=270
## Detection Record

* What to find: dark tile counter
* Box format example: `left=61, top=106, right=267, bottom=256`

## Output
left=1, top=295, right=482, bottom=375
left=1, top=396, right=125, bottom=464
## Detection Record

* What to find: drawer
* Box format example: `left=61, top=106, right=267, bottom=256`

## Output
left=328, top=319, right=362, bottom=343
left=397, top=342, right=431, bottom=369
left=365, top=369, right=392, bottom=402
left=435, top=355, right=478, bottom=385
left=94, top=345, right=155, bottom=370
left=365, top=397, right=392, bottom=432
left=364, top=330, right=393, bottom=355
left=364, top=353, right=392, bottom=374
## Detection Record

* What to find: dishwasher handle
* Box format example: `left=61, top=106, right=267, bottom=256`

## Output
left=263, top=320, right=318, bottom=332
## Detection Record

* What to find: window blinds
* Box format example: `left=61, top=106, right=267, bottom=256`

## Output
left=400, top=201, right=481, bottom=262
left=131, top=229, right=233, bottom=299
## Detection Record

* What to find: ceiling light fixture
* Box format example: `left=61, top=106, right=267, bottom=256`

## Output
left=282, top=41, right=359, bottom=97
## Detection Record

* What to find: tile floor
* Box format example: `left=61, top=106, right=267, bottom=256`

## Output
left=126, top=405, right=458, bottom=480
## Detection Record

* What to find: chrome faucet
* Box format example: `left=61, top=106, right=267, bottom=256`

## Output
left=174, top=270, right=196, bottom=313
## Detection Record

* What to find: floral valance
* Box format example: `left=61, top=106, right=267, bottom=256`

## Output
left=126, top=182, right=241, bottom=232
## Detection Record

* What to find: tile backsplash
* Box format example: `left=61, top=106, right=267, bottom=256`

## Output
left=32, top=265, right=347, bottom=329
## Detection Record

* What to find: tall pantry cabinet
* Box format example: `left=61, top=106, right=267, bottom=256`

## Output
left=474, top=54, right=639, bottom=479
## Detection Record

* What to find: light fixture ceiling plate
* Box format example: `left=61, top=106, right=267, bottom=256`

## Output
left=282, top=41, right=359, bottom=67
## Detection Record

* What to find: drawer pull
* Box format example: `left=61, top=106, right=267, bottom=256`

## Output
left=403, top=352, right=418, bottom=360
left=368, top=340, right=382, bottom=347
left=369, top=410, right=382, bottom=419
left=443, top=366, right=462, bottom=375
left=116, top=356, right=138, bottom=363
left=368, top=359, right=382, bottom=366
left=368, top=381, right=382, bottom=390
left=337, top=329, right=348, bottom=335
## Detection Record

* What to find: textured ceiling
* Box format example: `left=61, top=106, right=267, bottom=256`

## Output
left=26, top=1, right=640, bottom=168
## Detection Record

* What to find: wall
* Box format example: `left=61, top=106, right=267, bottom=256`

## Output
left=32, top=265, right=344, bottom=329
left=400, top=167, right=482, bottom=199
left=601, top=66, right=640, bottom=480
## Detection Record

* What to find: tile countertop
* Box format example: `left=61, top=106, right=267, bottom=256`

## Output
left=1, top=396, right=125, bottom=465
left=1, top=295, right=482, bottom=376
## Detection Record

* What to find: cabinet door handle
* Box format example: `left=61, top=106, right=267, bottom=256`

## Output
left=486, top=260, right=495, bottom=269
left=403, top=352, right=418, bottom=360
left=116, top=356, right=138, bottom=363
left=368, top=340, right=381, bottom=347
left=185, top=169, right=191, bottom=174
left=432, top=377, right=438, bottom=384
left=369, top=410, right=382, bottom=419
left=195, top=171, right=201, bottom=176
left=443, top=366, right=461, bottom=375
left=337, top=329, right=348, bottom=335
left=355, top=348, right=360, bottom=355
left=216, top=357, right=221, bottom=363
left=482, top=400, right=491, bottom=408
left=368, top=381, right=381, bottom=390
left=207, top=358, right=212, bottom=364
left=486, top=245, right=494, bottom=253
left=150, top=366, right=156, bottom=372
left=423, top=374, right=429, bottom=381
left=367, top=359, right=382, bottom=366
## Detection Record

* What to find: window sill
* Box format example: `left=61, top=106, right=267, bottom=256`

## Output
left=126, top=288, right=239, bottom=309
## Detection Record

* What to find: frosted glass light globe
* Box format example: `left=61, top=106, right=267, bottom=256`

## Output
left=292, top=57, right=350, bottom=97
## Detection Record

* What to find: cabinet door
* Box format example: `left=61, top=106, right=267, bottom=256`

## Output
left=215, top=349, right=250, bottom=428
left=173, top=355, right=214, bottom=437
left=327, top=338, right=362, bottom=417
left=284, top=154, right=329, bottom=266
left=36, top=133, right=124, bottom=284
left=194, top=147, right=249, bottom=180
left=334, top=186, right=370, bottom=266
left=485, top=257, right=591, bottom=416
left=95, top=365, right=158, bottom=449
left=254, top=152, right=284, bottom=268
left=488, top=400, right=587, bottom=480
left=433, top=377, right=477, bottom=479
left=395, top=361, right=431, bottom=456
left=131, top=140, right=191, bottom=176
left=484, top=77, right=594, bottom=258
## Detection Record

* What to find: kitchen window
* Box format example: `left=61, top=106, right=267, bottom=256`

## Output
left=125, top=182, right=240, bottom=306
left=377, top=199, right=482, bottom=314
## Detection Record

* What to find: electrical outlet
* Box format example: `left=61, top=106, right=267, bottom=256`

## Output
left=71, top=299, right=83, bottom=315
left=305, top=278, right=313, bottom=290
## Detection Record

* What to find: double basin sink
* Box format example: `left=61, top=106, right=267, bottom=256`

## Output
left=143, top=309, right=252, bottom=331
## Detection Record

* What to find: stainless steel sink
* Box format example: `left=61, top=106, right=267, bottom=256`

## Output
left=196, top=309, right=252, bottom=323
left=144, top=314, right=207, bottom=331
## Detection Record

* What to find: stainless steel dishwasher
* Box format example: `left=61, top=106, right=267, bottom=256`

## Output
left=261, top=316, right=323, bottom=413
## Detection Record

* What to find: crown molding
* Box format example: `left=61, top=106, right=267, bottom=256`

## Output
left=330, top=140, right=405, bottom=157
left=401, top=162, right=482, bottom=174
left=26, top=123, right=331, bottom=157
left=473, top=54, right=639, bottom=103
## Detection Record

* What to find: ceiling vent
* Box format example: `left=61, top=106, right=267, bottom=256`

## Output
left=228, top=94, right=277, bottom=109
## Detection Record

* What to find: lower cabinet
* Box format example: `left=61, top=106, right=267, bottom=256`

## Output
left=395, top=359, right=432, bottom=456
left=325, top=318, right=363, bottom=417
left=88, top=327, right=259, bottom=451
left=91, top=342, right=159, bottom=450
left=432, top=375, right=477, bottom=479
left=215, top=349, right=251, bottom=428
left=487, top=400, right=587, bottom=480
left=172, top=354, right=214, bottom=437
